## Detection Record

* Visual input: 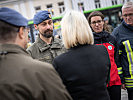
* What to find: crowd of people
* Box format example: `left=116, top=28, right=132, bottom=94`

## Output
left=0, top=1, right=133, bottom=100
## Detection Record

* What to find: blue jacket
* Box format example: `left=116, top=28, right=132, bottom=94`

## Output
left=112, top=21, right=133, bottom=90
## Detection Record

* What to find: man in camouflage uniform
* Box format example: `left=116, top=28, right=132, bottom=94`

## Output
left=27, top=10, right=65, bottom=64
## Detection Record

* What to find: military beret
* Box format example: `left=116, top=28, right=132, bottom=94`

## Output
left=33, top=10, right=52, bottom=25
left=0, top=7, right=28, bottom=27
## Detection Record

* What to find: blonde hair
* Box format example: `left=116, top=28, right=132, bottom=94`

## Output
left=122, top=2, right=133, bottom=10
left=61, top=10, right=94, bottom=49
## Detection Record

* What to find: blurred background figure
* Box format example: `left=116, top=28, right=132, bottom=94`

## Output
left=53, top=25, right=60, bottom=39
left=104, top=17, right=114, bottom=33
left=27, top=35, right=32, bottom=48
left=88, top=11, right=121, bottom=100
left=53, top=10, right=110, bottom=100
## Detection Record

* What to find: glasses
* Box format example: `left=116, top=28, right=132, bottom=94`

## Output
left=122, top=13, right=133, bottom=17
left=91, top=20, right=103, bottom=25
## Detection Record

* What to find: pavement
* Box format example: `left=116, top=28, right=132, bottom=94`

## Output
left=121, top=89, right=128, bottom=100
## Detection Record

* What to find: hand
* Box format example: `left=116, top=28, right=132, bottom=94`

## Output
left=121, top=84, right=126, bottom=90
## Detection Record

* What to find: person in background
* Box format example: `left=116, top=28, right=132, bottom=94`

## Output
left=0, top=7, right=72, bottom=100
left=53, top=25, right=60, bottom=39
left=27, top=35, right=32, bottom=48
left=88, top=11, right=121, bottom=100
left=104, top=17, right=114, bottom=33
left=53, top=10, right=111, bottom=100
left=112, top=2, right=133, bottom=100
left=27, top=10, right=66, bottom=64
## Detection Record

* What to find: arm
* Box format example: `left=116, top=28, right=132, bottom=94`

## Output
left=38, top=63, right=72, bottom=100
left=112, top=28, right=125, bottom=85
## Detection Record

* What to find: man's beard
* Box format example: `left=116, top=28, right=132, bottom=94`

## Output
left=40, top=29, right=53, bottom=38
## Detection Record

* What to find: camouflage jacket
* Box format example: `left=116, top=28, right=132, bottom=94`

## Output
left=27, top=36, right=66, bottom=64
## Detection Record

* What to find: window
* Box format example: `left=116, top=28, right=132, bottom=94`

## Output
left=122, top=0, right=125, bottom=4
left=58, top=2, right=65, bottom=14
left=78, top=2, right=84, bottom=12
left=46, top=4, right=54, bottom=16
left=94, top=0, right=101, bottom=8
left=112, top=0, right=117, bottom=5
left=34, top=6, right=41, bottom=12
left=121, top=0, right=130, bottom=4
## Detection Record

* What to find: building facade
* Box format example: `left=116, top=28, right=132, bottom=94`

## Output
left=0, top=0, right=132, bottom=20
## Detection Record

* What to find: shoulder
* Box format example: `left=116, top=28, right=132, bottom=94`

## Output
left=23, top=55, right=52, bottom=69
left=112, top=24, right=123, bottom=36
left=53, top=38, right=63, bottom=45
left=93, top=44, right=107, bottom=51
left=52, top=38, right=65, bottom=51
left=92, top=45, right=109, bottom=56
left=106, top=32, right=116, bottom=42
left=26, top=42, right=39, bottom=56
left=19, top=55, right=58, bottom=79
left=54, top=51, right=67, bottom=62
left=27, top=42, right=38, bottom=51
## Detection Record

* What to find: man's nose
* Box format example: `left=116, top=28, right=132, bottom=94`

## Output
left=126, top=16, right=130, bottom=19
left=95, top=23, right=99, bottom=26
left=46, top=24, right=51, bottom=29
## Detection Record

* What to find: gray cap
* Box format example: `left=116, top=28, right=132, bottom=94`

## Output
left=0, top=7, right=28, bottom=27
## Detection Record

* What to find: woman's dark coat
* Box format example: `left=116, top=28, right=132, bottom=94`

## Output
left=53, top=44, right=111, bottom=100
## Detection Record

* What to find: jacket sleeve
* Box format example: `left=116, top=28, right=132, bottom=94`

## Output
left=0, top=84, right=33, bottom=100
left=0, top=64, right=72, bottom=100
left=35, top=64, right=72, bottom=100
left=112, top=28, right=124, bottom=84
left=26, top=45, right=37, bottom=59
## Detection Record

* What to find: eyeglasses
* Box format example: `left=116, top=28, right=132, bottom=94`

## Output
left=122, top=13, right=133, bottom=17
left=91, top=20, right=103, bottom=25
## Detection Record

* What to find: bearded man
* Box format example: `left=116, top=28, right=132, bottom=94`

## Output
left=27, top=10, right=66, bottom=64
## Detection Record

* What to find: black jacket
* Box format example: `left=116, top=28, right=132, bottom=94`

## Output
left=53, top=44, right=110, bottom=100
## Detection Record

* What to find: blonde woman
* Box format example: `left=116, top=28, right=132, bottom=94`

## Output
left=53, top=10, right=110, bottom=100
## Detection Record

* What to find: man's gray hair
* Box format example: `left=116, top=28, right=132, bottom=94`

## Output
left=122, top=2, right=133, bottom=10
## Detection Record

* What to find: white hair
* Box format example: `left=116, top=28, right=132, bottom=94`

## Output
left=61, top=10, right=94, bottom=49
left=122, top=2, right=133, bottom=10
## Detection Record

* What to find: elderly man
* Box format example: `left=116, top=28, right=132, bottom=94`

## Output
left=0, top=7, right=72, bottom=100
left=112, top=2, right=133, bottom=100
left=27, top=10, right=66, bottom=64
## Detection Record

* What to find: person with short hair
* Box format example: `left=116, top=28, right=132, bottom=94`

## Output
left=53, top=10, right=110, bottom=100
left=0, top=7, right=72, bottom=100
left=112, top=2, right=133, bottom=100
left=27, top=10, right=66, bottom=64
left=88, top=11, right=121, bottom=100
